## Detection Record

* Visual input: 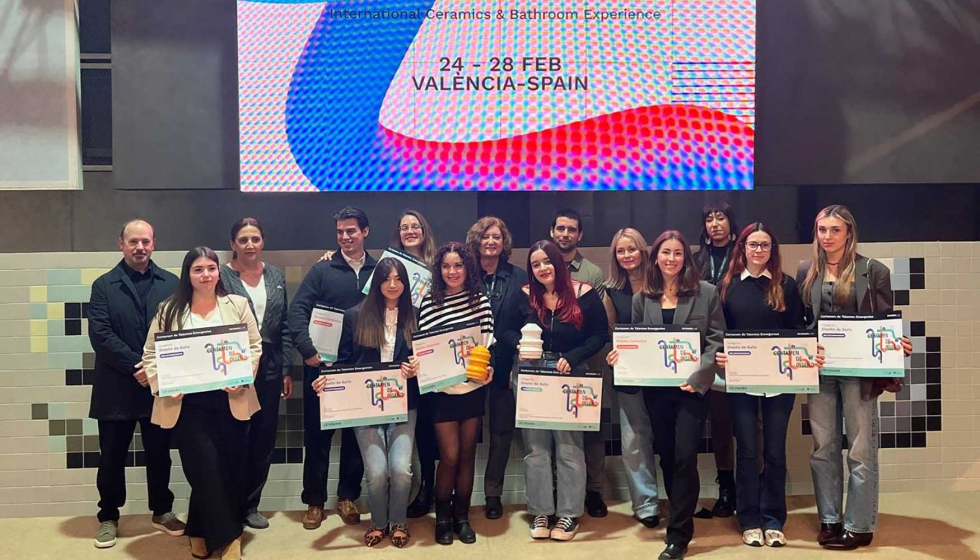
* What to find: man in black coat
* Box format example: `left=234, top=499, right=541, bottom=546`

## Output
left=88, top=220, right=184, bottom=549
left=289, top=206, right=375, bottom=530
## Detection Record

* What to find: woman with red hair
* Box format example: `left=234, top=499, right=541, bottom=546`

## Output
left=518, top=240, right=609, bottom=542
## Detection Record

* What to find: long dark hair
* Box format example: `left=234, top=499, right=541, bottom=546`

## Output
left=392, top=210, right=437, bottom=265
left=229, top=217, right=264, bottom=260
left=694, top=202, right=738, bottom=279
left=355, top=258, right=417, bottom=348
left=644, top=230, right=701, bottom=298
left=158, top=247, right=228, bottom=331
left=720, top=223, right=786, bottom=312
left=527, top=240, right=583, bottom=329
left=429, top=242, right=482, bottom=306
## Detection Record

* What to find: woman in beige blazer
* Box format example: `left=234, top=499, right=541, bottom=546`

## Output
left=143, top=247, right=262, bottom=560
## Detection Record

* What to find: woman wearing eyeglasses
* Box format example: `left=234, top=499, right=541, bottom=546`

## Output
left=465, top=216, right=529, bottom=520
left=714, top=223, right=814, bottom=548
left=797, top=205, right=912, bottom=550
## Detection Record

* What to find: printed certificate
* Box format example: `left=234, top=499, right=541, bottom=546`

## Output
left=612, top=324, right=701, bottom=387
left=362, top=246, right=432, bottom=308
left=318, top=362, right=408, bottom=429
left=515, top=366, right=602, bottom=431
left=724, top=330, right=819, bottom=393
left=819, top=312, right=906, bottom=377
left=154, top=324, right=253, bottom=396
left=308, top=303, right=344, bottom=364
left=412, top=319, right=482, bottom=394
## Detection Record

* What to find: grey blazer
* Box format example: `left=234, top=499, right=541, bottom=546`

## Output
left=631, top=281, right=726, bottom=395
left=795, top=255, right=893, bottom=329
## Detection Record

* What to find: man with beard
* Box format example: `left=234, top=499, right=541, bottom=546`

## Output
left=549, top=208, right=608, bottom=518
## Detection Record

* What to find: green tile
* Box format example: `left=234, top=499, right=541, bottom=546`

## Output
left=49, top=336, right=93, bottom=353
left=48, top=286, right=91, bottom=303
left=46, top=269, right=81, bottom=286
left=48, top=353, right=83, bottom=369
left=30, top=303, right=47, bottom=319
left=47, top=319, right=65, bottom=336
left=48, top=403, right=66, bottom=420
left=49, top=436, right=67, bottom=453
left=82, top=418, right=98, bottom=435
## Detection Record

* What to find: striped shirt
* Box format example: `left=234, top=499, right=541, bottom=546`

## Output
left=418, top=290, right=495, bottom=395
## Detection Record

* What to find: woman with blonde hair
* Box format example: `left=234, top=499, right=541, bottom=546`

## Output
left=603, top=228, right=661, bottom=528
left=797, top=205, right=911, bottom=550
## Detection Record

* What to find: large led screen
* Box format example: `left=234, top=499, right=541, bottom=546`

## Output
left=238, top=1, right=755, bottom=191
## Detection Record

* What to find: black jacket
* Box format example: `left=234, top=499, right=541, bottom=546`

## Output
left=336, top=305, right=418, bottom=409
left=220, top=263, right=293, bottom=381
left=526, top=288, right=610, bottom=369
left=87, top=260, right=178, bottom=420
left=288, top=251, right=377, bottom=361
left=485, top=261, right=530, bottom=387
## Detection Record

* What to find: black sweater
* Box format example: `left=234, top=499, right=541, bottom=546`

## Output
left=527, top=288, right=610, bottom=368
left=722, top=273, right=805, bottom=331
left=288, top=251, right=377, bottom=360
left=335, top=305, right=419, bottom=409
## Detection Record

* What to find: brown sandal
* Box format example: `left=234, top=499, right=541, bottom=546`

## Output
left=364, top=525, right=386, bottom=547
left=389, top=523, right=410, bottom=548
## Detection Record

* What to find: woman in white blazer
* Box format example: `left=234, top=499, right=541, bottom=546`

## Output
left=143, top=247, right=262, bottom=560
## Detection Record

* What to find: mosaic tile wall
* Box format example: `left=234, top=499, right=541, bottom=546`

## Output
left=1, top=243, right=979, bottom=518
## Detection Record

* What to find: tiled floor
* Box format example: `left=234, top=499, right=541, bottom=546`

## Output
left=6, top=492, right=980, bottom=559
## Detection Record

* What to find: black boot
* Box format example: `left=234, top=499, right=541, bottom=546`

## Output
left=453, top=496, right=476, bottom=544
left=406, top=480, right=433, bottom=519
left=434, top=500, right=453, bottom=545
left=712, top=470, right=736, bottom=518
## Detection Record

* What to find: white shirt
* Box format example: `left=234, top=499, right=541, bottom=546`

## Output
left=342, top=251, right=366, bottom=275
left=241, top=278, right=267, bottom=331
left=381, top=308, right=398, bottom=362
left=738, top=267, right=780, bottom=398
left=187, top=306, right=224, bottom=329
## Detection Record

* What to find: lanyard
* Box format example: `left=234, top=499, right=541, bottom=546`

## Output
left=709, top=250, right=729, bottom=284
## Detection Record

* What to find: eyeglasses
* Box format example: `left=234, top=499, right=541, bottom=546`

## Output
left=745, top=242, right=772, bottom=252
left=399, top=224, right=423, bottom=232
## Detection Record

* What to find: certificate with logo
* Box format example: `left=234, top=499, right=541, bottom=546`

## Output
left=308, top=303, right=344, bottom=364
left=362, top=246, right=432, bottom=308
left=819, top=312, right=906, bottom=377
left=154, top=324, right=253, bottom=396
left=515, top=366, right=602, bottom=431
left=724, top=330, right=819, bottom=393
left=412, top=319, right=482, bottom=394
left=318, top=362, right=408, bottom=429
left=612, top=325, right=701, bottom=386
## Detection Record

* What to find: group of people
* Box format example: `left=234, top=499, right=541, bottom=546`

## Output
left=88, top=203, right=911, bottom=560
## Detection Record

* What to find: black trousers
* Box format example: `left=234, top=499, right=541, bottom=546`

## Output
left=243, top=372, right=282, bottom=515
left=302, top=365, right=363, bottom=506
left=645, top=387, right=708, bottom=546
left=175, top=403, right=248, bottom=553
left=484, top=382, right=516, bottom=498
left=96, top=417, right=174, bottom=522
left=414, top=393, right=438, bottom=489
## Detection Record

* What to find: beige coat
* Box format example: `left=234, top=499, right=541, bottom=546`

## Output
left=143, top=294, right=263, bottom=428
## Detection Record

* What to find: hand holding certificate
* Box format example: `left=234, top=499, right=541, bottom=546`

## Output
left=154, top=324, right=254, bottom=396
left=819, top=312, right=906, bottom=377
left=611, top=325, right=701, bottom=387
left=723, top=330, right=820, bottom=394
left=412, top=319, right=484, bottom=394
left=318, top=363, right=408, bottom=429
left=308, top=303, right=344, bottom=364
left=515, top=366, right=602, bottom=431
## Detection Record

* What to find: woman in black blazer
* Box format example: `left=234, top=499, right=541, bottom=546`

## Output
left=314, top=258, right=421, bottom=548
left=607, top=230, right=726, bottom=560
left=219, top=218, right=292, bottom=530
left=796, top=205, right=911, bottom=550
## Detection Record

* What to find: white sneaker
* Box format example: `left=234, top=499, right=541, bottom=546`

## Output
left=742, top=528, right=764, bottom=547
left=530, top=515, right=551, bottom=539
left=765, top=529, right=786, bottom=547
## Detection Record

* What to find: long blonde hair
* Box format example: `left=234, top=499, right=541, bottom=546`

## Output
left=605, top=228, right=650, bottom=293
left=801, top=205, right=859, bottom=308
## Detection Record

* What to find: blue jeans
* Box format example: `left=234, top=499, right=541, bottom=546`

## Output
left=522, top=428, right=586, bottom=518
left=727, top=392, right=796, bottom=531
left=353, top=410, right=417, bottom=527
left=616, top=390, right=659, bottom=519
left=808, top=377, right=879, bottom=533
